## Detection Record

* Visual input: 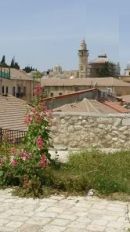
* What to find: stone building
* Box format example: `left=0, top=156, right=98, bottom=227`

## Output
left=41, top=77, right=130, bottom=97
left=0, top=67, right=39, bottom=103
left=89, top=54, right=120, bottom=77
left=89, top=54, right=108, bottom=77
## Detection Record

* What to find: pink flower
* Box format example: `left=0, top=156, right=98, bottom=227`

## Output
left=34, top=85, right=43, bottom=96
left=24, top=114, right=33, bottom=125
left=36, top=136, right=44, bottom=150
left=34, top=113, right=42, bottom=123
left=39, top=154, right=48, bottom=168
left=11, top=159, right=17, bottom=167
left=20, top=150, right=30, bottom=161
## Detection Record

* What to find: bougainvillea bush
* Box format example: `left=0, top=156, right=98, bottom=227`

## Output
left=0, top=85, right=52, bottom=197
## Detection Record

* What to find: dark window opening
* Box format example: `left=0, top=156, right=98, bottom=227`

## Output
left=2, top=86, right=4, bottom=94
left=50, top=92, right=54, bottom=97
left=59, top=92, right=62, bottom=96
left=6, top=86, right=8, bottom=94
left=12, top=86, right=15, bottom=96
left=16, top=86, right=21, bottom=98
left=23, top=86, right=26, bottom=96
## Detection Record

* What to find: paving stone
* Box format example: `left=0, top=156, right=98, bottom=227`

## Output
left=87, top=224, right=106, bottom=231
left=64, top=228, right=87, bottom=232
left=40, top=225, right=66, bottom=232
left=18, top=224, right=42, bottom=232
left=27, top=217, right=52, bottom=226
left=0, top=227, right=15, bottom=232
left=50, top=218, right=70, bottom=226
left=0, top=189, right=129, bottom=232
left=6, top=221, right=23, bottom=228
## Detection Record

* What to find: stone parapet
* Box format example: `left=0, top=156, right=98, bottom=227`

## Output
left=50, top=113, right=130, bottom=150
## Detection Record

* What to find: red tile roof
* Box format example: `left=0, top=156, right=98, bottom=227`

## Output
left=104, top=101, right=129, bottom=113
left=43, top=88, right=97, bottom=101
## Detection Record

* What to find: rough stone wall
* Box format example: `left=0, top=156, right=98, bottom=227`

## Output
left=50, top=112, right=130, bottom=150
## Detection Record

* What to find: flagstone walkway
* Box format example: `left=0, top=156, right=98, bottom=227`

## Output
left=0, top=189, right=129, bottom=232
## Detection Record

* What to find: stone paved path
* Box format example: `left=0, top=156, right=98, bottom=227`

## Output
left=0, top=189, right=129, bottom=232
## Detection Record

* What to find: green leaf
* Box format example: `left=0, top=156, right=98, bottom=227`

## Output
left=0, top=170, right=4, bottom=176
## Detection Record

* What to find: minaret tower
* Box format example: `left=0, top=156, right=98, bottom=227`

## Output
left=78, top=39, right=89, bottom=78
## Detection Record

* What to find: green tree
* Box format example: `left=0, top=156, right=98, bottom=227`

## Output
left=10, top=57, right=15, bottom=68
left=14, top=62, right=20, bottom=70
left=97, top=62, right=119, bottom=77
left=0, top=55, right=8, bottom=67
left=23, top=66, right=37, bottom=73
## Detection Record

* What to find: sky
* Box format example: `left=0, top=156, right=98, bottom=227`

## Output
left=0, top=0, right=129, bottom=73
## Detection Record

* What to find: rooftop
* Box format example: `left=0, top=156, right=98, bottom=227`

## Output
left=0, top=95, right=29, bottom=131
left=41, top=77, right=130, bottom=87
left=53, top=98, right=129, bottom=114
left=0, top=67, right=34, bottom=81
left=53, top=98, right=118, bottom=114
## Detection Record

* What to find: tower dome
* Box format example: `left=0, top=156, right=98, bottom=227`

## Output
left=80, top=39, right=87, bottom=50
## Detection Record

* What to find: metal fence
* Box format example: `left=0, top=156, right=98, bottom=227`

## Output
left=0, top=128, right=26, bottom=144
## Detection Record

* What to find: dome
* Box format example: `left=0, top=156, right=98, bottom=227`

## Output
left=90, top=54, right=108, bottom=64
left=80, top=39, right=87, bottom=50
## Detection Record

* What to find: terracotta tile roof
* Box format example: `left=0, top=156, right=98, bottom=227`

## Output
left=41, top=77, right=130, bottom=87
left=0, top=95, right=29, bottom=131
left=44, top=88, right=97, bottom=101
left=53, top=98, right=119, bottom=114
left=104, top=101, right=129, bottom=113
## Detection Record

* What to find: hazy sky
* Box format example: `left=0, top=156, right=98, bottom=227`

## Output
left=0, top=0, right=129, bottom=72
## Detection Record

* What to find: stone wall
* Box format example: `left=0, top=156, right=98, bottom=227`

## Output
left=50, top=112, right=130, bottom=150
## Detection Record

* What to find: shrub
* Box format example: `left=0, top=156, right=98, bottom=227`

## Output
left=0, top=85, right=52, bottom=197
left=43, top=150, right=130, bottom=195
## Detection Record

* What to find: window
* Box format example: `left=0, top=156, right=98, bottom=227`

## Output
left=129, top=71, right=130, bottom=76
left=23, top=86, right=26, bottom=96
left=59, top=92, right=62, bottom=96
left=2, top=86, right=4, bottom=94
left=12, top=86, right=15, bottom=96
left=6, top=86, right=8, bottom=94
left=50, top=92, right=54, bottom=97
left=16, top=86, right=21, bottom=98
